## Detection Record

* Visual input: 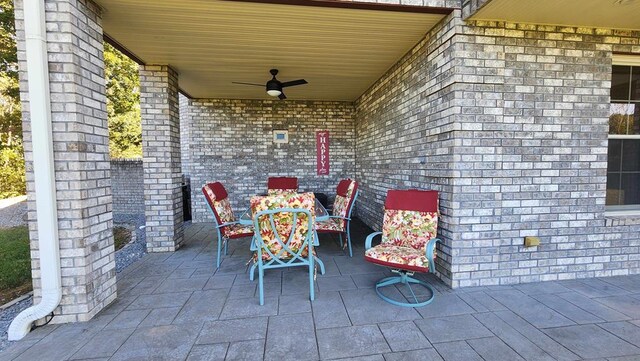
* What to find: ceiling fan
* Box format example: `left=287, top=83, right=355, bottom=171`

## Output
left=232, top=69, right=308, bottom=100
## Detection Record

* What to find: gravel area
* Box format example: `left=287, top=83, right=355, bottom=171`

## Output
left=113, top=213, right=147, bottom=273
left=0, top=296, right=32, bottom=353
left=0, top=196, right=27, bottom=229
left=0, top=213, right=147, bottom=353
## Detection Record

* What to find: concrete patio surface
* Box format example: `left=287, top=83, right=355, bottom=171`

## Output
left=2, top=219, right=640, bottom=361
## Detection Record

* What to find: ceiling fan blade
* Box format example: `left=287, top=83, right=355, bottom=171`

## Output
left=281, top=79, right=307, bottom=88
left=278, top=92, right=287, bottom=100
left=232, top=82, right=264, bottom=87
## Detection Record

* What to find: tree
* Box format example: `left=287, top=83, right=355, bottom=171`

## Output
left=0, top=4, right=142, bottom=198
left=0, top=0, right=24, bottom=198
left=104, top=43, right=142, bottom=159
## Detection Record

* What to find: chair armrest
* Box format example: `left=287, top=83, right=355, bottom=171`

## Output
left=426, top=238, right=441, bottom=273
left=365, top=232, right=382, bottom=250
left=217, top=221, right=239, bottom=229
left=329, top=215, right=350, bottom=221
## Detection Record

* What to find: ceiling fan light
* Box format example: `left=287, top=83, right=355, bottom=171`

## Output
left=267, top=89, right=282, bottom=97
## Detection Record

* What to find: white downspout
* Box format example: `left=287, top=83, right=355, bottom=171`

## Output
left=8, top=0, right=62, bottom=340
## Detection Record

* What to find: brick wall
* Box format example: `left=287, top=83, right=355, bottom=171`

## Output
left=354, top=11, right=640, bottom=287
left=111, top=159, right=144, bottom=215
left=354, top=13, right=461, bottom=285
left=14, top=0, right=116, bottom=322
left=179, top=93, right=191, bottom=177
left=140, top=65, right=184, bottom=252
left=188, top=99, right=355, bottom=223
left=448, top=21, right=640, bottom=287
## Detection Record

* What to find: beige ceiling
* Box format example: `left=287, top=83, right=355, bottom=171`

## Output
left=95, top=0, right=447, bottom=101
left=470, top=0, right=640, bottom=31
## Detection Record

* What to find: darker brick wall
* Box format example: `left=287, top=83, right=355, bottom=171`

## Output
left=188, top=99, right=355, bottom=223
left=111, top=159, right=144, bottom=215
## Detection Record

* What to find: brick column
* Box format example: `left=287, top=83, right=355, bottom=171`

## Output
left=140, top=65, right=184, bottom=252
left=14, top=0, right=116, bottom=323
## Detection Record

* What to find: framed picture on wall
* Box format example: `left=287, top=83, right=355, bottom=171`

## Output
left=273, top=130, right=289, bottom=143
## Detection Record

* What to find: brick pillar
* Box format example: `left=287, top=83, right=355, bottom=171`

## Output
left=14, top=0, right=116, bottom=323
left=140, top=65, right=184, bottom=252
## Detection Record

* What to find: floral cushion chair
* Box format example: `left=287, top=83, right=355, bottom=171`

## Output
left=202, top=182, right=254, bottom=268
left=249, top=192, right=316, bottom=305
left=267, top=176, right=298, bottom=196
left=315, top=179, right=359, bottom=257
left=364, top=189, right=440, bottom=307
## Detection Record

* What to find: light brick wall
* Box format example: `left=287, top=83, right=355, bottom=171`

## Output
left=140, top=65, right=184, bottom=252
left=355, top=10, right=640, bottom=287
left=14, top=0, right=116, bottom=322
left=461, top=0, right=491, bottom=18
left=355, top=12, right=462, bottom=285
left=449, top=21, right=640, bottom=287
left=179, top=93, right=191, bottom=177
left=188, top=99, right=355, bottom=223
left=111, top=159, right=144, bottom=215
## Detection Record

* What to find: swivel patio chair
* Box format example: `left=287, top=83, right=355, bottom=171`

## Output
left=202, top=182, right=254, bottom=268
left=267, top=176, right=298, bottom=195
left=249, top=192, right=316, bottom=305
left=315, top=179, right=359, bottom=257
left=364, top=189, right=440, bottom=307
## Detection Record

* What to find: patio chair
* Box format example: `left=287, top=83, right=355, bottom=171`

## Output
left=250, top=192, right=316, bottom=305
left=364, top=189, right=440, bottom=307
left=267, top=176, right=298, bottom=195
left=202, top=182, right=254, bottom=268
left=315, top=179, right=359, bottom=257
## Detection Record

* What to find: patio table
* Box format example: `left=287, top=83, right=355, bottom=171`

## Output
left=238, top=197, right=329, bottom=225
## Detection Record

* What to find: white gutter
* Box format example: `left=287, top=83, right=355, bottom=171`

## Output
left=8, top=0, right=62, bottom=340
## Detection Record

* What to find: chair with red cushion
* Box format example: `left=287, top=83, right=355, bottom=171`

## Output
left=267, top=177, right=298, bottom=195
left=315, top=179, right=359, bottom=257
left=364, top=189, right=440, bottom=307
left=202, top=182, right=254, bottom=268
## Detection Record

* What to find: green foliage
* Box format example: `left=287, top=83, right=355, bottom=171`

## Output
left=0, top=225, right=31, bottom=301
left=109, top=107, right=142, bottom=158
left=0, top=5, right=143, bottom=200
left=0, top=142, right=25, bottom=198
left=0, top=0, right=23, bottom=199
left=104, top=43, right=142, bottom=159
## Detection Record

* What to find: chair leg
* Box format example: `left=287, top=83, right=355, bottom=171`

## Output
left=249, top=262, right=257, bottom=281
left=309, top=257, right=315, bottom=301
left=258, top=266, right=265, bottom=306
left=338, top=233, right=343, bottom=249
left=216, top=229, right=223, bottom=268
left=314, top=256, right=326, bottom=275
left=346, top=222, right=353, bottom=257
left=374, top=272, right=435, bottom=307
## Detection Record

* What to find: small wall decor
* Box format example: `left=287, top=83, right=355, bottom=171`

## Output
left=316, top=130, right=329, bottom=175
left=273, top=130, right=289, bottom=143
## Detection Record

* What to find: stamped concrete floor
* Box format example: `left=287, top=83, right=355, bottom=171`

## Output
left=3, top=220, right=640, bottom=361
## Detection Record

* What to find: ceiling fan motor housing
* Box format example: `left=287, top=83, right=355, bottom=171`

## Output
left=266, top=79, right=281, bottom=92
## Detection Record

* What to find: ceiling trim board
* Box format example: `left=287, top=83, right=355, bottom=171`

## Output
left=222, top=0, right=456, bottom=14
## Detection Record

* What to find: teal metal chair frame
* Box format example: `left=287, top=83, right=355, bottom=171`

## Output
left=319, top=189, right=359, bottom=257
left=251, top=208, right=315, bottom=305
left=365, top=233, right=440, bottom=307
left=204, top=201, right=249, bottom=268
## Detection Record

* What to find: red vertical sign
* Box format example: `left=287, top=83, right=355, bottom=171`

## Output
left=316, top=131, right=329, bottom=175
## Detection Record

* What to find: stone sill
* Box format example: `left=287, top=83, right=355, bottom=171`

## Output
left=604, top=212, right=640, bottom=227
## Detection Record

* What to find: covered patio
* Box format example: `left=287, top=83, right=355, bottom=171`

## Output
left=6, top=0, right=640, bottom=356
left=3, top=221, right=640, bottom=360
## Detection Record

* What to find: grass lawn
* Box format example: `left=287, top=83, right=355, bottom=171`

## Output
left=0, top=226, right=31, bottom=305
left=0, top=225, right=131, bottom=305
